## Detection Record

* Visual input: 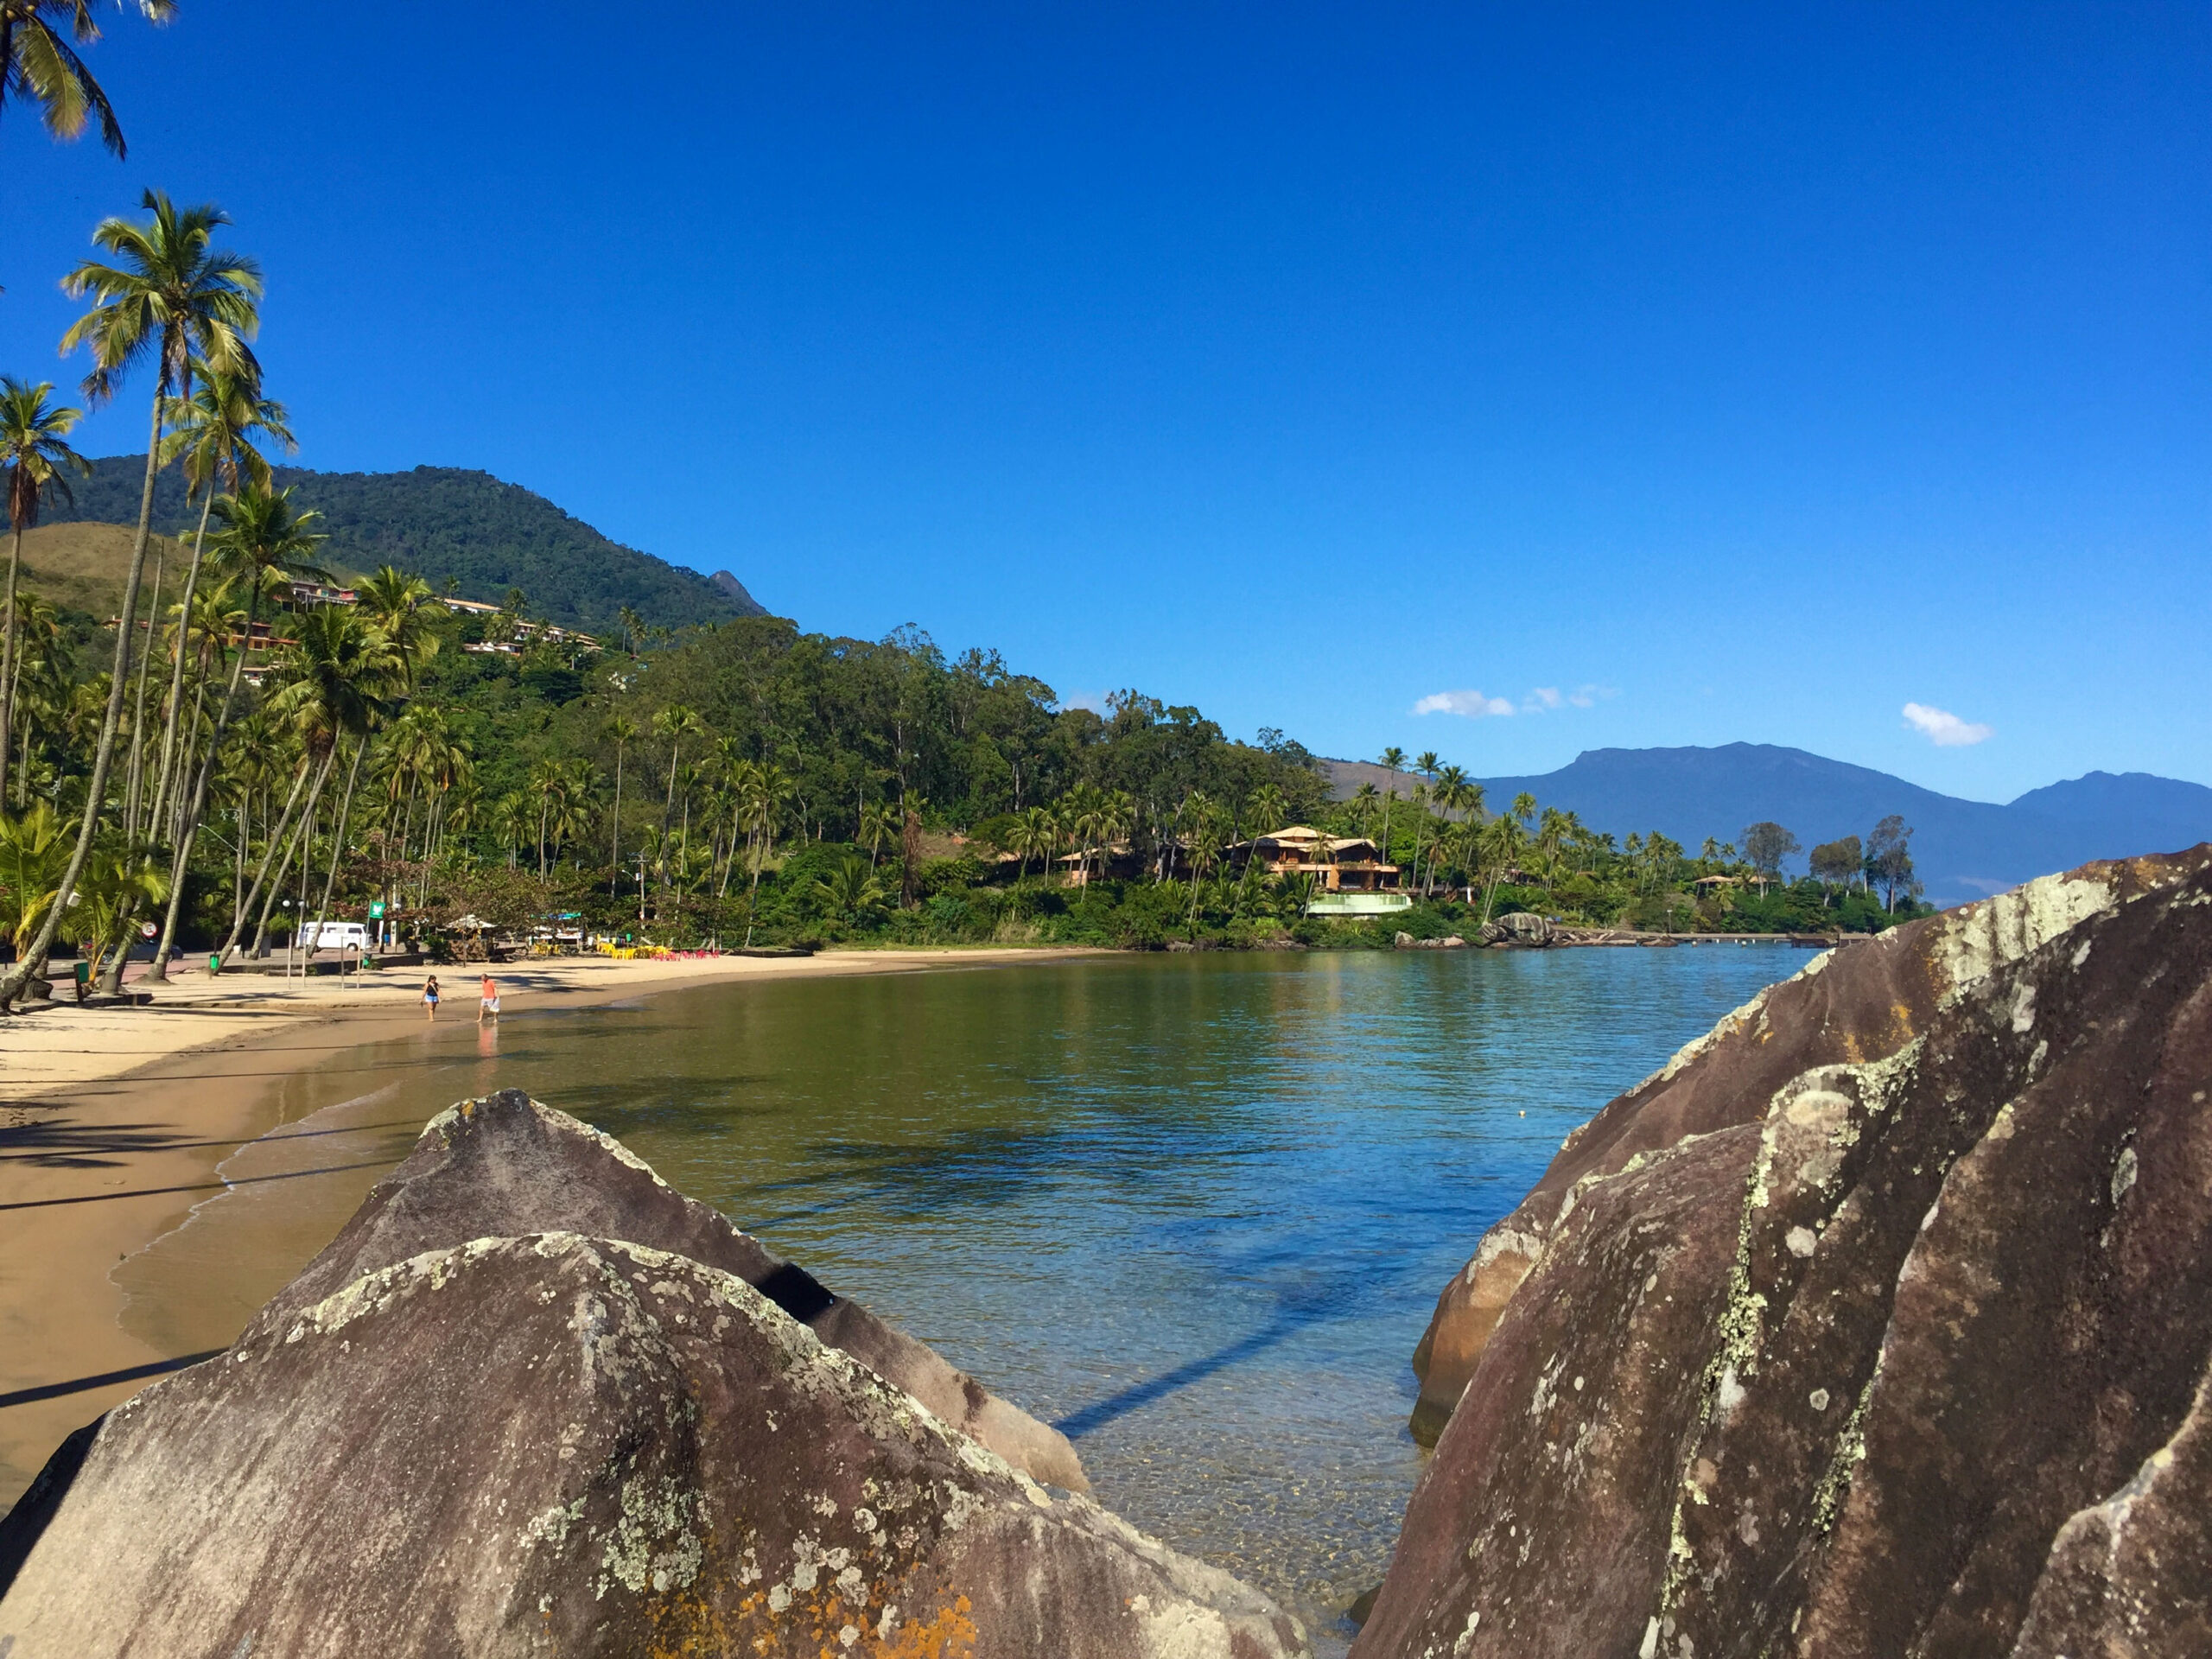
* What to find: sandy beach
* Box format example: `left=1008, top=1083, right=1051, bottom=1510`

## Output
left=0, top=945, right=1099, bottom=1507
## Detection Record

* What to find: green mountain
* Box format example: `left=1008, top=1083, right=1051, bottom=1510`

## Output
left=56, top=456, right=766, bottom=634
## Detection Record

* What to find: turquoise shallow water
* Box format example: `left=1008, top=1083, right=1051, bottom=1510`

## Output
left=124, top=946, right=1793, bottom=1646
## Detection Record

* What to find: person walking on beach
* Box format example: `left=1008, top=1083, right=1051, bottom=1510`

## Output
left=422, top=975, right=440, bottom=1021
left=478, top=972, right=500, bottom=1023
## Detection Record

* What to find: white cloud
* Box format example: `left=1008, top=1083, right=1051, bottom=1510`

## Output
left=1414, top=690, right=1516, bottom=718
left=1902, top=702, right=1993, bottom=747
left=1059, top=690, right=1109, bottom=715
left=1414, top=683, right=1614, bottom=718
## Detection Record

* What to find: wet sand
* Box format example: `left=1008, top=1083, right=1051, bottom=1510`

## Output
left=0, top=946, right=1099, bottom=1506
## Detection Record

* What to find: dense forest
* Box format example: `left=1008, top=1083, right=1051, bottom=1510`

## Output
left=56, top=455, right=754, bottom=633
left=3, top=575, right=1930, bottom=973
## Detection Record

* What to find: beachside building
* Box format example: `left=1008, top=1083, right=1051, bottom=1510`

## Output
left=442, top=595, right=600, bottom=652
left=1230, top=825, right=1413, bottom=917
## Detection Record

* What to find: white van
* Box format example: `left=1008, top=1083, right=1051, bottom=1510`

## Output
left=299, top=921, right=371, bottom=952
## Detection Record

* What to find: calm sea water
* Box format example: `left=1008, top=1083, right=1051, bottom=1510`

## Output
left=123, top=947, right=1792, bottom=1649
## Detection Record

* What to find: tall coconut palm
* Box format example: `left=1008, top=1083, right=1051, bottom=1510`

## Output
left=529, top=756, right=571, bottom=877
left=2, top=193, right=259, bottom=1008
left=651, top=702, right=700, bottom=907
left=545, top=760, right=594, bottom=870
left=1376, top=745, right=1406, bottom=868
left=353, top=565, right=440, bottom=683
left=216, top=602, right=390, bottom=967
left=0, top=0, right=175, bottom=158
left=145, top=485, right=323, bottom=979
left=148, top=361, right=291, bottom=831
left=603, top=712, right=636, bottom=893
left=270, top=606, right=402, bottom=971
left=1011, top=803, right=1055, bottom=882
left=5, top=588, right=61, bottom=807
left=0, top=376, right=88, bottom=808
left=857, top=797, right=898, bottom=868
left=1244, top=783, right=1287, bottom=842
left=738, top=762, right=793, bottom=944
left=1477, top=812, right=1528, bottom=926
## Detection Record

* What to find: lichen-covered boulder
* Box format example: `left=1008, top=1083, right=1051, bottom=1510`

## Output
left=261, top=1089, right=1084, bottom=1491
left=1356, top=847, right=2212, bottom=1657
left=0, top=1230, right=1307, bottom=1656
left=1408, top=847, right=2212, bottom=1444
left=1478, top=912, right=1554, bottom=946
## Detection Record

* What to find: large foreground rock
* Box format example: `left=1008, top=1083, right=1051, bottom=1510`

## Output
left=1357, top=847, right=2212, bottom=1657
left=0, top=1096, right=1308, bottom=1657
left=1407, top=846, right=2211, bottom=1444
left=272, top=1088, right=1084, bottom=1491
left=1, top=1233, right=1306, bottom=1656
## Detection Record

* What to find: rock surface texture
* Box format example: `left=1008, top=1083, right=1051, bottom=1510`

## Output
left=1358, top=846, right=2212, bottom=1658
left=254, top=1089, right=1085, bottom=1491
left=1, top=1096, right=1307, bottom=1658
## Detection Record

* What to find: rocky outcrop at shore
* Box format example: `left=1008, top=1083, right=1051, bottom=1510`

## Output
left=1, top=1094, right=1309, bottom=1658
left=1357, top=846, right=2212, bottom=1657
left=257, top=1089, right=1085, bottom=1491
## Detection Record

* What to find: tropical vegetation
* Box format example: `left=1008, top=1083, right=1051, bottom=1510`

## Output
left=0, top=193, right=1935, bottom=1001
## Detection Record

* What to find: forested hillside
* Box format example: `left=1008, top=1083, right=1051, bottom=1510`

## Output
left=54, top=456, right=760, bottom=634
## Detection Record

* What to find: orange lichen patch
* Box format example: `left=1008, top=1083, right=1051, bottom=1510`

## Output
left=871, top=1595, right=976, bottom=1659
left=681, top=1573, right=975, bottom=1659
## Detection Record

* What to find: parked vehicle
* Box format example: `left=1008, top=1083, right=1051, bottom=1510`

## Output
left=299, top=921, right=371, bottom=952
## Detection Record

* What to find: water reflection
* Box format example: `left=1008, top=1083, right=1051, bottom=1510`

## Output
left=120, top=947, right=1790, bottom=1649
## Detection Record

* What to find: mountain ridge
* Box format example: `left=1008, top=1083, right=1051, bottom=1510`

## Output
left=54, top=455, right=768, bottom=635
left=1324, top=743, right=2212, bottom=906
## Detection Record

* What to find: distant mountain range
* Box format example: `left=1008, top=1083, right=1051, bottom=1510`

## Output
left=58, top=457, right=767, bottom=635
left=1325, top=744, right=2212, bottom=906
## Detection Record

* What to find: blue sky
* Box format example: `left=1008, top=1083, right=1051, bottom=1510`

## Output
left=3, top=3, right=2206, bottom=799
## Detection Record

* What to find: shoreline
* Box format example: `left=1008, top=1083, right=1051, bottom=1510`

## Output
left=0, top=945, right=1102, bottom=1506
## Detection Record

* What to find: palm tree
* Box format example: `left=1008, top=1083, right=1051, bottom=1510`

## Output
left=0, top=377, right=88, bottom=808
left=857, top=797, right=899, bottom=868
left=353, top=565, right=440, bottom=683
left=811, top=854, right=886, bottom=921
left=1351, top=781, right=1381, bottom=839
left=147, top=359, right=291, bottom=834
left=291, top=607, right=406, bottom=976
left=145, top=485, right=324, bottom=979
left=494, top=791, right=533, bottom=870
left=0, top=798, right=71, bottom=955
left=604, top=712, right=636, bottom=893
left=651, top=702, right=700, bottom=906
left=1477, top=812, right=1528, bottom=926
left=3, top=193, right=260, bottom=1007
left=1181, top=793, right=1228, bottom=930
left=67, top=834, right=168, bottom=984
left=546, top=760, right=594, bottom=869
left=1376, top=745, right=1406, bottom=867
left=739, top=762, right=794, bottom=940
left=1011, top=803, right=1055, bottom=881
left=219, top=606, right=395, bottom=967
left=0, top=0, right=175, bottom=158
left=1244, top=783, right=1287, bottom=841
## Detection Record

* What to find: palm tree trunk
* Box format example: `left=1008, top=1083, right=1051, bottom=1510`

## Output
left=219, top=741, right=331, bottom=967
left=302, top=735, right=368, bottom=977
left=149, top=490, right=217, bottom=836
left=147, top=580, right=262, bottom=980
left=168, top=631, right=213, bottom=846
left=121, top=537, right=166, bottom=842
left=0, top=523, right=24, bottom=807
left=608, top=744, right=623, bottom=896
left=1, top=390, right=164, bottom=1009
